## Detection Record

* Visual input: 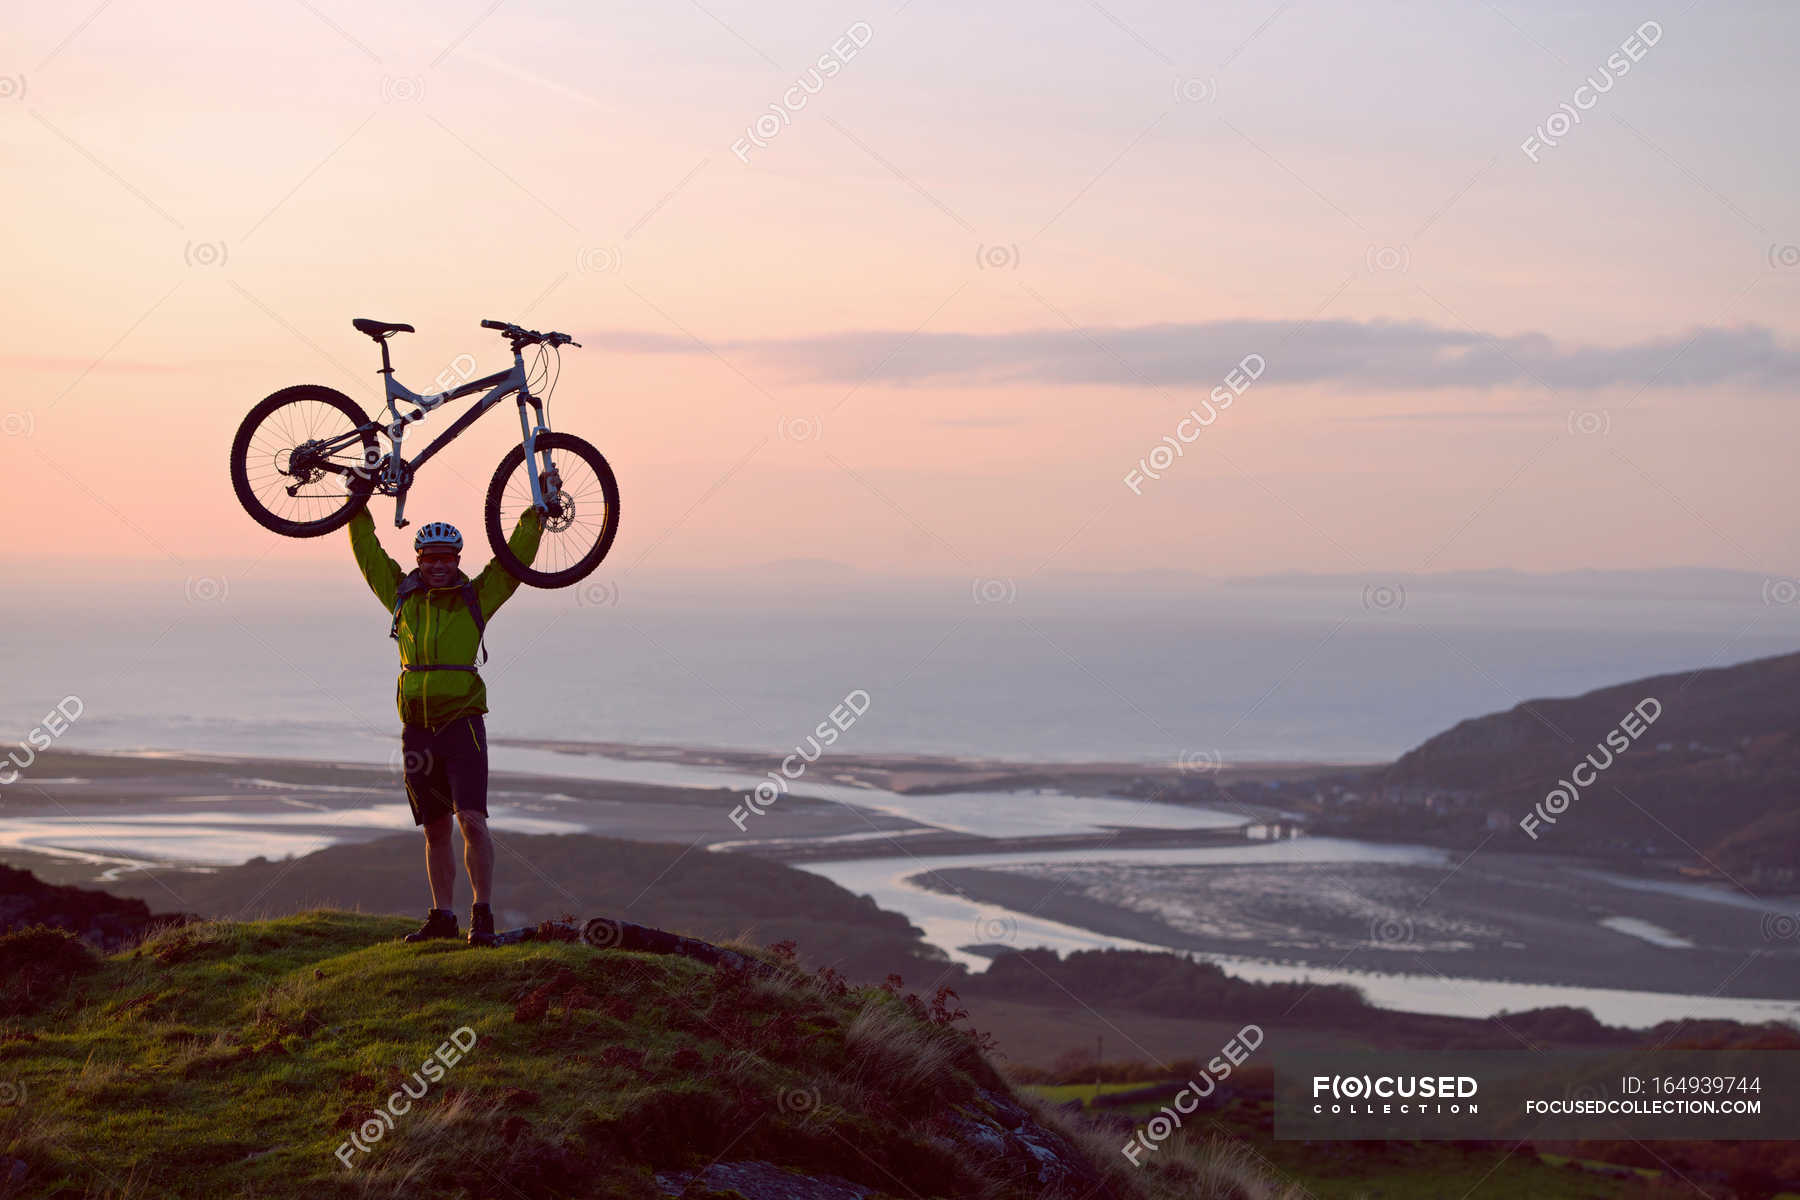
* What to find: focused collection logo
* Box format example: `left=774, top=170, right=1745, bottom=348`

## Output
left=1312, top=1074, right=1480, bottom=1115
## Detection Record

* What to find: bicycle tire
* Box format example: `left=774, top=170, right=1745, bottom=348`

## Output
left=484, top=431, right=620, bottom=588
left=230, top=385, right=377, bottom=538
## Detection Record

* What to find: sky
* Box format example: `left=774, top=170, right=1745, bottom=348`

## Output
left=3, top=0, right=1798, bottom=587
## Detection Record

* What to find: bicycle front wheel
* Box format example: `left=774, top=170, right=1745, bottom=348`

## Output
left=230, top=385, right=377, bottom=537
left=484, top=431, right=620, bottom=587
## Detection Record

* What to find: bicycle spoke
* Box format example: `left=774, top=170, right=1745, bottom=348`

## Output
left=241, top=399, right=370, bottom=526
left=496, top=468, right=610, bottom=572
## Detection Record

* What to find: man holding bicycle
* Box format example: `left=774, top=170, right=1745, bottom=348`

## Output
left=228, top=317, right=619, bottom=937
left=350, top=508, right=541, bottom=946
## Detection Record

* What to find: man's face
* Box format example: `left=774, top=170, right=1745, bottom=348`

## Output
left=418, top=548, right=460, bottom=588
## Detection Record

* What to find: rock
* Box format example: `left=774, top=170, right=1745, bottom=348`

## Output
left=594, top=918, right=778, bottom=977
left=0, top=865, right=195, bottom=952
left=970, top=1087, right=1120, bottom=1198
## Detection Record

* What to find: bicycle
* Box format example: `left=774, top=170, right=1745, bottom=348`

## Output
left=229, top=317, right=619, bottom=588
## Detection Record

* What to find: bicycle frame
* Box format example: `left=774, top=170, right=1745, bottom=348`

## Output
left=314, top=341, right=556, bottom=529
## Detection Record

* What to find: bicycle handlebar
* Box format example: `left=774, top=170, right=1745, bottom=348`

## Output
left=480, top=319, right=581, bottom=349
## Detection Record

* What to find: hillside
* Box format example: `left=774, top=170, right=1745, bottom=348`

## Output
left=0, top=911, right=1274, bottom=1199
left=88, top=855, right=1796, bottom=1055
left=1378, top=649, right=1800, bottom=883
left=0, top=864, right=191, bottom=951
left=102, top=834, right=943, bottom=981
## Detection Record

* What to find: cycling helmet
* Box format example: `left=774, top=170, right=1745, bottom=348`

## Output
left=413, top=521, right=463, bottom=553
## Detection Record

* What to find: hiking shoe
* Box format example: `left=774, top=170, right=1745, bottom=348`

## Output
left=467, top=904, right=496, bottom=947
left=402, top=909, right=459, bottom=943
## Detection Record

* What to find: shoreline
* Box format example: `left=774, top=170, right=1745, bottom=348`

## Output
left=734, top=823, right=1283, bottom=862
left=487, top=735, right=1369, bottom=796
left=0, top=743, right=1323, bottom=880
left=4, top=741, right=1363, bottom=793
left=0, top=748, right=925, bottom=885
left=911, top=859, right=1800, bottom=1003
left=8, top=746, right=1795, bottom=1027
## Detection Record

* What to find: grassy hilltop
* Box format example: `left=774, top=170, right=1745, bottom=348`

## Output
left=100, top=833, right=943, bottom=984
left=0, top=912, right=1299, bottom=1200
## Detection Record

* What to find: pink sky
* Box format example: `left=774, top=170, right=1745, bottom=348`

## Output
left=4, top=1, right=1797, bottom=582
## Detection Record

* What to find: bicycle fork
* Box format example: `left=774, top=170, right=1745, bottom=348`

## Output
left=516, top=392, right=557, bottom=517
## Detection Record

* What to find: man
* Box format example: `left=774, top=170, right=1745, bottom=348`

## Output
left=349, top=507, right=541, bottom=946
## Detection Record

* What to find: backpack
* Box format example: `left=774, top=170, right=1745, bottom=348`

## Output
left=389, top=570, right=487, bottom=672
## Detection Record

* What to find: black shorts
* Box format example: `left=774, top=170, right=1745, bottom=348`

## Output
left=401, top=713, right=489, bottom=825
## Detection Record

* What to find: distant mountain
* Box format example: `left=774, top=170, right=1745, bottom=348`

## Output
left=1227, top=566, right=1770, bottom=594
left=1381, top=649, right=1800, bottom=885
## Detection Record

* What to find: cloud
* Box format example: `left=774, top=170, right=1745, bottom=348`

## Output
left=587, top=319, right=1800, bottom=391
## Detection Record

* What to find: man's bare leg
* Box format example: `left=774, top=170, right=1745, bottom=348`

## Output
left=457, top=811, right=493, bottom=907
left=423, top=815, right=456, bottom=910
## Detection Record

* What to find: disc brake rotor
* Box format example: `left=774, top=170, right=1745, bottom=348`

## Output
left=539, top=466, right=575, bottom=532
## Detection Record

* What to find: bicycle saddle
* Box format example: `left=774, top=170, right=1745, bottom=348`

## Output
left=352, top=318, right=415, bottom=339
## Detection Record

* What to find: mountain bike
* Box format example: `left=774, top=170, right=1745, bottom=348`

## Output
left=229, top=317, right=619, bottom=588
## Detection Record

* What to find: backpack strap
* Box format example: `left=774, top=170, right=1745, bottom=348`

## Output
left=389, top=571, right=488, bottom=667
left=387, top=572, right=418, bottom=642
left=462, top=579, right=488, bottom=666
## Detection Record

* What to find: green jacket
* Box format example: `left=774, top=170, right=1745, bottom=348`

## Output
left=349, top=508, right=541, bottom=730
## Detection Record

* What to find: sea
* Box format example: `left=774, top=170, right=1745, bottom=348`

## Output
left=4, top=566, right=1793, bottom=764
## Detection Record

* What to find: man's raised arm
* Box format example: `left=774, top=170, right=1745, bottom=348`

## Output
left=473, top=508, right=542, bottom=617
left=348, top=508, right=403, bottom=611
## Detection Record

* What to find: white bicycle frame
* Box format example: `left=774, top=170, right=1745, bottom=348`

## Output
left=370, top=342, right=553, bottom=529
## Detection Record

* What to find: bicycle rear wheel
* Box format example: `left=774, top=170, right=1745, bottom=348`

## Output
left=230, top=385, right=377, bottom=537
left=484, top=431, right=619, bottom=587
